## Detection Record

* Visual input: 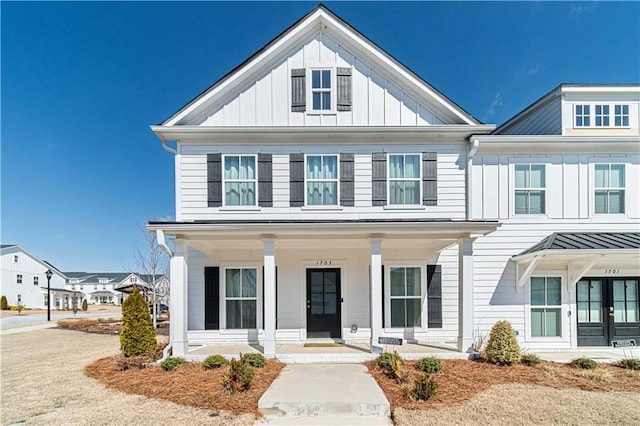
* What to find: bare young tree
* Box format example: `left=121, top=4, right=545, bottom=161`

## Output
left=134, top=225, right=169, bottom=328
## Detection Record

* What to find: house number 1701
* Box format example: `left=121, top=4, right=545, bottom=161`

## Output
left=316, top=260, right=332, bottom=266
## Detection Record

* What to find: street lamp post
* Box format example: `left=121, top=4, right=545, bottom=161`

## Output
left=45, top=269, right=53, bottom=321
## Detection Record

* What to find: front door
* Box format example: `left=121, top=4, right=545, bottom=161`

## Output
left=577, top=278, right=640, bottom=346
left=306, top=268, right=341, bottom=339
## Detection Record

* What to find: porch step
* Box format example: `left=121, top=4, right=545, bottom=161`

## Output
left=258, top=364, right=390, bottom=422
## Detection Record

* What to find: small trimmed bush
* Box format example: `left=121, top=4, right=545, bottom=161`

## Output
left=203, top=354, right=228, bottom=369
left=82, top=299, right=88, bottom=312
left=161, top=357, right=186, bottom=371
left=485, top=320, right=521, bottom=365
left=620, top=358, right=640, bottom=371
left=223, top=358, right=254, bottom=393
left=241, top=352, right=266, bottom=368
left=520, top=353, right=541, bottom=366
left=570, top=357, right=597, bottom=370
left=1, top=295, right=8, bottom=310
left=120, top=287, right=156, bottom=357
left=378, top=351, right=405, bottom=381
left=416, top=356, right=442, bottom=373
left=412, top=373, right=438, bottom=401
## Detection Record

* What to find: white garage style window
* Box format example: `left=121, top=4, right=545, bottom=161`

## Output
left=390, top=267, right=422, bottom=327
left=530, top=277, right=561, bottom=337
left=225, top=268, right=257, bottom=329
left=224, top=155, right=257, bottom=206
left=389, top=154, right=421, bottom=205
left=595, top=164, right=625, bottom=214
left=306, top=155, right=338, bottom=205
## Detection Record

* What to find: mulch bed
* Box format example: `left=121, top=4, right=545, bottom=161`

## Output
left=366, top=358, right=640, bottom=410
left=85, top=356, right=284, bottom=416
left=57, top=318, right=170, bottom=336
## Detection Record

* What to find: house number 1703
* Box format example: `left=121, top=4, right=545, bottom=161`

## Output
left=316, top=260, right=332, bottom=266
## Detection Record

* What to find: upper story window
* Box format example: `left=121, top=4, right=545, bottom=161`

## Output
left=17, top=274, right=22, bottom=284
left=72, top=284, right=76, bottom=290
left=13, top=255, right=18, bottom=263
left=515, top=164, right=545, bottom=214
left=575, top=104, right=590, bottom=127
left=595, top=164, right=625, bottom=214
left=306, top=155, right=338, bottom=205
left=223, top=155, right=257, bottom=206
left=614, top=105, right=629, bottom=127
left=33, top=276, right=39, bottom=286
left=531, top=277, right=561, bottom=337
left=388, top=154, right=421, bottom=205
left=311, top=70, right=331, bottom=111
left=595, top=105, right=610, bottom=127
left=98, top=278, right=108, bottom=283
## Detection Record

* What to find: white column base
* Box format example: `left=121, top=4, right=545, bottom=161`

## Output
left=457, top=337, right=474, bottom=353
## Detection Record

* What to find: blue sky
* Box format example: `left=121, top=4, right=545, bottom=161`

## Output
left=2, top=1, right=638, bottom=272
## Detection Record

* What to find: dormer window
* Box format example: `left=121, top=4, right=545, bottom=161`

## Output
left=311, top=69, right=332, bottom=111
left=575, top=105, right=590, bottom=127
left=575, top=103, right=630, bottom=128
left=595, top=105, right=610, bottom=127
left=98, top=278, right=108, bottom=284
left=614, top=105, right=629, bottom=126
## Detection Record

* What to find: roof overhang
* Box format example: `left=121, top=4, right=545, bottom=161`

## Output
left=469, top=135, right=640, bottom=155
left=512, top=249, right=640, bottom=264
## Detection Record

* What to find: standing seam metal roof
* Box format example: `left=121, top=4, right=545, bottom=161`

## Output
left=518, top=232, right=640, bottom=256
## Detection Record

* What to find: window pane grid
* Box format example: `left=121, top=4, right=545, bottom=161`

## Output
left=594, top=164, right=625, bottom=214
left=614, top=104, right=630, bottom=127
left=390, top=267, right=421, bottom=327
left=389, top=154, right=421, bottom=205
left=224, top=155, right=257, bottom=206
left=306, top=155, right=338, bottom=205
left=311, top=70, right=331, bottom=111
left=515, top=165, right=545, bottom=214
left=225, top=268, right=257, bottom=329
left=530, top=277, right=561, bottom=337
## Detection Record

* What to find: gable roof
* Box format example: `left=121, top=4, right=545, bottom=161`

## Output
left=518, top=232, right=640, bottom=256
left=1, top=245, right=67, bottom=277
left=161, top=4, right=480, bottom=127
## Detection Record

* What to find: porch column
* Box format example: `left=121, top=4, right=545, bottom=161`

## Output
left=458, top=238, right=474, bottom=352
left=370, top=239, right=383, bottom=353
left=170, top=240, right=188, bottom=357
left=263, top=239, right=276, bottom=358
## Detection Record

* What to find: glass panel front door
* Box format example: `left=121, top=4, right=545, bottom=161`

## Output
left=306, top=268, right=341, bottom=338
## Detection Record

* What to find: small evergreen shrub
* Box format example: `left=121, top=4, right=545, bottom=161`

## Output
left=570, top=357, right=597, bottom=370
left=82, top=299, right=88, bottom=311
left=203, top=354, right=228, bottom=369
left=1, top=295, right=8, bottom=310
left=520, top=353, right=541, bottom=366
left=485, top=320, right=521, bottom=365
left=620, top=358, right=640, bottom=371
left=222, top=358, right=254, bottom=393
left=378, top=351, right=405, bottom=382
left=416, top=356, right=443, bottom=373
left=241, top=352, right=266, bottom=367
left=120, top=287, right=156, bottom=357
left=412, top=373, right=438, bottom=401
left=161, top=357, right=186, bottom=371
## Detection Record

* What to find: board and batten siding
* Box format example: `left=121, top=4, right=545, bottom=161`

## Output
left=197, top=32, right=447, bottom=127
left=471, top=153, right=640, bottom=221
left=176, top=143, right=467, bottom=221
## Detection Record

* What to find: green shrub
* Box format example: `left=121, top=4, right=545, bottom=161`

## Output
left=1, top=295, right=8, bottom=310
left=570, top=357, right=597, bottom=370
left=82, top=299, right=88, bottom=312
left=241, top=352, right=266, bottom=368
left=203, top=354, right=228, bottom=369
left=416, top=356, right=442, bottom=373
left=161, top=357, right=186, bottom=371
left=485, top=320, right=521, bottom=365
left=120, top=287, right=156, bottom=357
left=412, top=373, right=438, bottom=401
left=520, top=353, right=541, bottom=366
left=619, top=358, right=640, bottom=371
left=378, top=351, right=405, bottom=382
left=222, top=358, right=254, bottom=393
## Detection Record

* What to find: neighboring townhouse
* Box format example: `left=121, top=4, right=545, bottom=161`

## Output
left=148, top=5, right=639, bottom=359
left=0, top=245, right=68, bottom=309
left=64, top=272, right=128, bottom=306
left=470, top=84, right=640, bottom=349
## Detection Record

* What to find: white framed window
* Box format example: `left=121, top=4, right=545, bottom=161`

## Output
left=594, top=104, right=610, bottom=127
left=595, top=164, right=625, bottom=214
left=388, top=154, right=421, bottom=205
left=310, top=69, right=332, bottom=111
left=389, top=266, right=422, bottom=327
left=94, top=285, right=98, bottom=290
left=575, top=104, right=590, bottom=127
left=44, top=295, right=49, bottom=307
left=13, top=255, right=18, bottom=263
left=33, top=276, right=39, bottom=286
left=223, top=155, right=257, bottom=206
left=614, top=104, right=629, bottom=127
left=514, top=164, right=545, bottom=214
left=17, top=274, right=22, bottom=284
left=102, top=284, right=107, bottom=290
left=305, top=155, right=338, bottom=206
left=225, top=268, right=257, bottom=329
left=72, top=285, right=76, bottom=290
left=530, top=277, right=562, bottom=337
left=80, top=285, right=83, bottom=290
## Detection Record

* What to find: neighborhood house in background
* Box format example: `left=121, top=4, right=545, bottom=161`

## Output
left=148, top=5, right=639, bottom=358
left=0, top=245, right=168, bottom=310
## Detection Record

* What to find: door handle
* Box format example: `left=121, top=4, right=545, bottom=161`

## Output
left=609, top=306, right=615, bottom=317
left=307, top=300, right=310, bottom=309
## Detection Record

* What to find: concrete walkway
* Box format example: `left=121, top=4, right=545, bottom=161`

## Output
left=257, top=364, right=391, bottom=425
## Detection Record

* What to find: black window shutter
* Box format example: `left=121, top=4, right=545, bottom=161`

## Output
left=290, top=153, right=305, bottom=206
left=336, top=67, right=352, bottom=111
left=291, top=68, right=306, bottom=112
left=372, top=152, right=387, bottom=206
left=427, top=264, right=442, bottom=328
left=204, top=267, right=220, bottom=330
left=381, top=264, right=385, bottom=328
left=207, top=154, right=222, bottom=207
left=422, top=152, right=437, bottom=206
left=258, top=153, right=273, bottom=207
left=340, top=153, right=354, bottom=206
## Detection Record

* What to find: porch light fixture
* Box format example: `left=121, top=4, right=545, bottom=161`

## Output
left=45, top=269, right=53, bottom=321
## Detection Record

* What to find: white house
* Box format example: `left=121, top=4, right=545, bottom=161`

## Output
left=0, top=245, right=68, bottom=309
left=148, top=5, right=639, bottom=359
